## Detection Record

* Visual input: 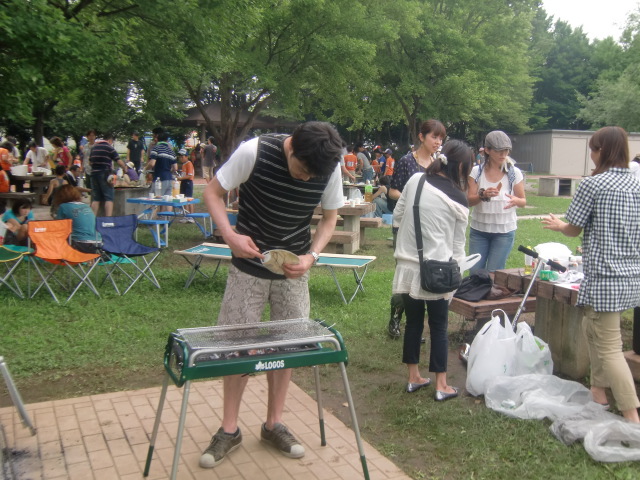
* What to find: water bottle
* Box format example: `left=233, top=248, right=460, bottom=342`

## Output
left=524, top=245, right=534, bottom=275
left=154, top=177, right=162, bottom=197
left=364, top=180, right=373, bottom=203
left=172, top=178, right=180, bottom=197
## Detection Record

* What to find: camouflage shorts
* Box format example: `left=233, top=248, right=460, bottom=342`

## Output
left=217, top=264, right=310, bottom=326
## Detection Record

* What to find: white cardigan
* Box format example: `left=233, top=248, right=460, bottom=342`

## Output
left=392, top=173, right=469, bottom=300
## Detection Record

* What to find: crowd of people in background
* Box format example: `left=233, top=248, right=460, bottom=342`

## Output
left=0, top=128, right=218, bottom=249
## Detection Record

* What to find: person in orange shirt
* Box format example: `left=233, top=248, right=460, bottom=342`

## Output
left=177, top=149, right=195, bottom=219
left=343, top=145, right=357, bottom=181
left=383, top=148, right=395, bottom=176
left=0, top=169, right=9, bottom=193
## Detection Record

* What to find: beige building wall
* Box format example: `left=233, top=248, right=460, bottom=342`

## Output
left=511, top=130, right=640, bottom=176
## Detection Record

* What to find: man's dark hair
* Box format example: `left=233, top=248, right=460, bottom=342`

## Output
left=28, top=140, right=37, bottom=149
left=102, top=132, right=115, bottom=141
left=86, top=129, right=97, bottom=136
left=290, top=122, right=343, bottom=177
left=208, top=136, right=215, bottom=143
left=70, top=165, right=80, bottom=172
left=157, top=131, right=170, bottom=142
left=152, top=127, right=164, bottom=135
left=55, top=164, right=66, bottom=175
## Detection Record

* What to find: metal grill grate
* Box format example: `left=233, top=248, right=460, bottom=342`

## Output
left=175, top=318, right=334, bottom=350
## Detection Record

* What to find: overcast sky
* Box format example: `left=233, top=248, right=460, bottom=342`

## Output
left=542, top=0, right=639, bottom=40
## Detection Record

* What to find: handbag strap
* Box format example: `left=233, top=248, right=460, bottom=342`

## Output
left=413, top=173, right=428, bottom=265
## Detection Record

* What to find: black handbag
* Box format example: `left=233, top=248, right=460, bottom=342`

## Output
left=413, top=174, right=462, bottom=294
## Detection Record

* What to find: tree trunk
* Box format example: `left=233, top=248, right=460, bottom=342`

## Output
left=33, top=111, right=45, bottom=147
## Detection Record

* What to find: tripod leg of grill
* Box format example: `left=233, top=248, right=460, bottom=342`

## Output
left=0, top=357, right=36, bottom=436
left=170, top=380, right=192, bottom=480
left=313, top=366, right=326, bottom=446
left=339, top=362, right=370, bottom=480
left=144, top=373, right=169, bottom=477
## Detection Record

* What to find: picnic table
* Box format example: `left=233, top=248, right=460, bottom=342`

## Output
left=12, top=174, right=55, bottom=203
left=127, top=196, right=202, bottom=247
left=314, top=202, right=375, bottom=254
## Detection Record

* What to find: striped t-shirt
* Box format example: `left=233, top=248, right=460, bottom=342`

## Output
left=89, top=140, right=119, bottom=173
left=233, top=134, right=334, bottom=279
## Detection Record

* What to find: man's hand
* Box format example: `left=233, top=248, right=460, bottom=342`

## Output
left=282, top=254, right=314, bottom=279
left=224, top=231, right=264, bottom=260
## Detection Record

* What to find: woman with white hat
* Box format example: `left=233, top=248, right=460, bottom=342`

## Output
left=467, top=130, right=526, bottom=273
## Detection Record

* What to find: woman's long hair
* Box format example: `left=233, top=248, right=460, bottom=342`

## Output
left=589, top=126, right=629, bottom=176
left=426, top=139, right=473, bottom=190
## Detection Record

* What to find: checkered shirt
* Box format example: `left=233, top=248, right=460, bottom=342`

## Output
left=566, top=168, right=640, bottom=312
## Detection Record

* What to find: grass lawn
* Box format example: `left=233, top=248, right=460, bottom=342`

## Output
left=2, top=186, right=638, bottom=479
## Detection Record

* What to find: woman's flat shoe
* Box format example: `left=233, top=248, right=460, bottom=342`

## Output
left=405, top=378, right=431, bottom=393
left=434, top=387, right=459, bottom=401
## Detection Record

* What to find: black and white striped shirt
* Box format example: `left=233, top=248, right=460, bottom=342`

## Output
left=232, top=134, right=337, bottom=278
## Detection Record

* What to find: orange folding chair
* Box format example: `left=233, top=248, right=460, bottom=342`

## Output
left=27, top=219, right=101, bottom=303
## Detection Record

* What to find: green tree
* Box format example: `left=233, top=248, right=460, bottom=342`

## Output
left=579, top=9, right=640, bottom=130
left=530, top=20, right=596, bottom=130
left=367, top=0, right=537, bottom=145
left=178, top=0, right=379, bottom=160
left=0, top=0, right=190, bottom=144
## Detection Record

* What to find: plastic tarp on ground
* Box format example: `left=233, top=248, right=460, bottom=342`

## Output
left=485, top=374, right=640, bottom=462
left=485, top=374, right=592, bottom=420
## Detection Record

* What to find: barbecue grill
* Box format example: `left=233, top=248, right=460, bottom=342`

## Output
left=144, top=318, right=369, bottom=480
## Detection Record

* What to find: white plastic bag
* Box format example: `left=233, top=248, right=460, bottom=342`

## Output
left=513, top=322, right=553, bottom=376
left=584, top=421, right=640, bottom=462
left=485, top=374, right=592, bottom=420
left=466, top=310, right=517, bottom=396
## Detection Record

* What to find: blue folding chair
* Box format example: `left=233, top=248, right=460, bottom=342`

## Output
left=96, top=215, right=161, bottom=295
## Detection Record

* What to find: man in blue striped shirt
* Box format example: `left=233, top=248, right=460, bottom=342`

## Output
left=89, top=133, right=125, bottom=216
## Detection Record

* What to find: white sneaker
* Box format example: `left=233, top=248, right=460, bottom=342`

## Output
left=178, top=218, right=189, bottom=224
left=186, top=217, right=196, bottom=223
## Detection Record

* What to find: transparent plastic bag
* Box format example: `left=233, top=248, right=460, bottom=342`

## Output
left=513, top=322, right=553, bottom=376
left=466, top=310, right=517, bottom=396
left=550, top=402, right=623, bottom=445
left=484, top=374, right=592, bottom=420
left=584, top=421, right=640, bottom=462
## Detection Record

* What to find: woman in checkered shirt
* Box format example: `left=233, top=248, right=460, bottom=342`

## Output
left=543, top=126, right=640, bottom=423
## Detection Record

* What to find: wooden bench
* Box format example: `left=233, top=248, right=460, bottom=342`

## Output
left=0, top=192, right=38, bottom=203
left=310, top=215, right=383, bottom=242
left=311, top=229, right=359, bottom=254
left=449, top=295, right=536, bottom=322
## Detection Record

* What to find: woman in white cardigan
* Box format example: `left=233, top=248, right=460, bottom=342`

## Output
left=392, top=140, right=473, bottom=401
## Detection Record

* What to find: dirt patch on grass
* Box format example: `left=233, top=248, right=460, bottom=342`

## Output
left=0, top=366, right=165, bottom=407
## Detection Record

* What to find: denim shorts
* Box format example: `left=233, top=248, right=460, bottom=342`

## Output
left=90, top=172, right=114, bottom=202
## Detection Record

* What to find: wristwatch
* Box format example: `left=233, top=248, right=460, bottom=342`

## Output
left=309, top=251, right=320, bottom=265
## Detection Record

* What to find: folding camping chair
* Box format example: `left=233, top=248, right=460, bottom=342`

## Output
left=27, top=219, right=101, bottom=303
left=96, top=215, right=161, bottom=295
left=0, top=246, right=27, bottom=298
